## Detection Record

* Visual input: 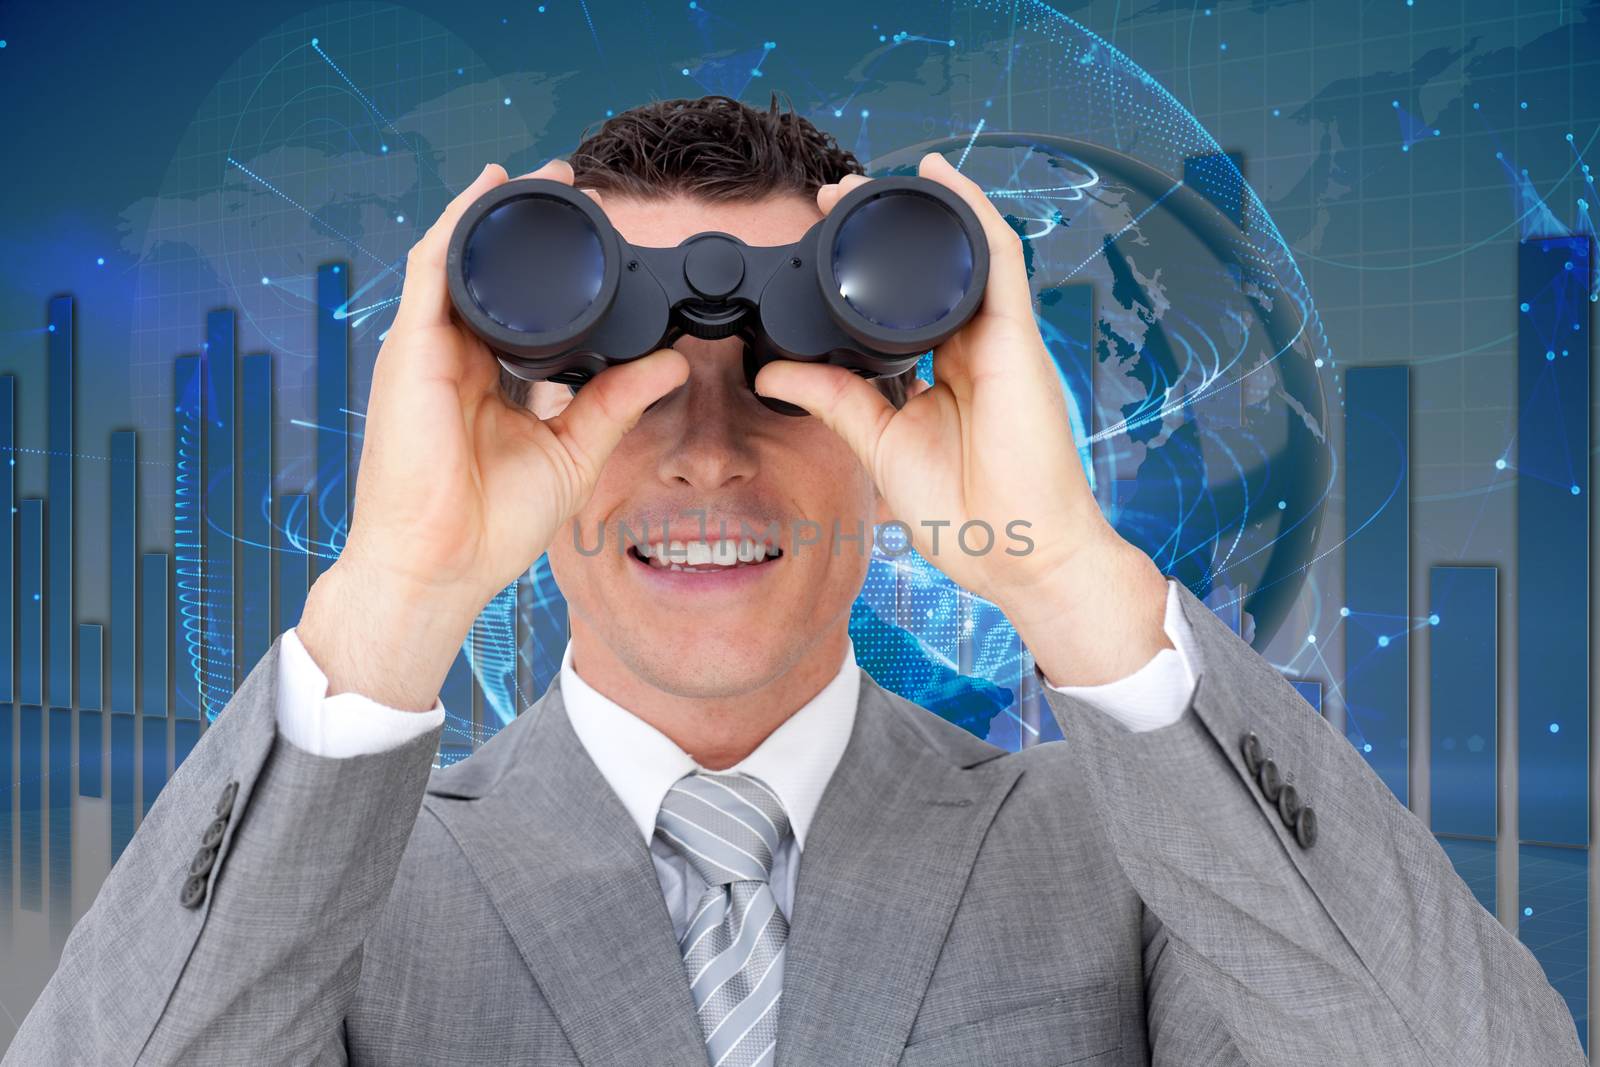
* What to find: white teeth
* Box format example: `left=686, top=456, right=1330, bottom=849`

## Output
left=637, top=537, right=778, bottom=570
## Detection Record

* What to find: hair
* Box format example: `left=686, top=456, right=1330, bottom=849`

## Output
left=498, top=92, right=917, bottom=411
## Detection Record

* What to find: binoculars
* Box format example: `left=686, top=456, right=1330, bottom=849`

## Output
left=445, top=173, right=990, bottom=415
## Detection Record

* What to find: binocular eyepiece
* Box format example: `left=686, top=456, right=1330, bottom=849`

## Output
left=445, top=174, right=990, bottom=415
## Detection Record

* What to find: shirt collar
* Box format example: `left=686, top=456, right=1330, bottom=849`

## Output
left=559, top=638, right=860, bottom=852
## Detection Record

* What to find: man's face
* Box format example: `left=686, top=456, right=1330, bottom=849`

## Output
left=535, top=192, right=883, bottom=699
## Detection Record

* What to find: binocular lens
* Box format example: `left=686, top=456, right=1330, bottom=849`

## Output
left=462, top=196, right=606, bottom=333
left=830, top=193, right=976, bottom=331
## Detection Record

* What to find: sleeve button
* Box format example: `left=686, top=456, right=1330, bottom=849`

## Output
left=179, top=873, right=208, bottom=909
left=1276, top=783, right=1301, bottom=826
left=1240, top=731, right=1264, bottom=775
left=1295, top=804, right=1318, bottom=848
left=189, top=846, right=217, bottom=878
left=1258, top=757, right=1283, bottom=802
left=216, top=780, right=239, bottom=818
left=200, top=815, right=228, bottom=850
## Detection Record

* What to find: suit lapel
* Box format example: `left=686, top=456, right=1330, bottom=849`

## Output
left=775, top=674, right=1024, bottom=1067
left=426, top=670, right=1021, bottom=1067
left=424, top=682, right=710, bottom=1067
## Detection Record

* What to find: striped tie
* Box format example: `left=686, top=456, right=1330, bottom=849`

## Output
left=654, top=770, right=792, bottom=1067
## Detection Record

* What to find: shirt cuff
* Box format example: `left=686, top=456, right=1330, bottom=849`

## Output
left=1039, top=578, right=1198, bottom=732
left=274, top=626, right=447, bottom=758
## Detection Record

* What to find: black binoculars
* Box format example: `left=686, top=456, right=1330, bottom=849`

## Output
left=444, top=173, right=990, bottom=415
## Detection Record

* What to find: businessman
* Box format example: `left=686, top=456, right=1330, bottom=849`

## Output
left=7, top=94, right=1584, bottom=1065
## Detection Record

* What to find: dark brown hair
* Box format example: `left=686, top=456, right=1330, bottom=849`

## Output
left=500, top=92, right=917, bottom=410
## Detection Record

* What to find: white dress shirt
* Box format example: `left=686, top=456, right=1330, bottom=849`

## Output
left=274, top=578, right=1198, bottom=936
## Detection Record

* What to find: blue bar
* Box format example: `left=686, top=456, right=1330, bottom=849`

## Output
left=0, top=376, right=13, bottom=703
left=173, top=355, right=203, bottom=721
left=48, top=706, right=71, bottom=941
left=0, top=706, right=10, bottom=931
left=79, top=622, right=103, bottom=798
left=19, top=498, right=43, bottom=707
left=240, top=353, right=273, bottom=675
left=20, top=705, right=41, bottom=911
left=1520, top=842, right=1588, bottom=1049
left=174, top=719, right=201, bottom=772
left=276, top=494, right=310, bottom=633
left=1429, top=566, right=1497, bottom=838
left=109, top=713, right=135, bottom=863
left=21, top=710, right=43, bottom=908
left=316, top=262, right=349, bottom=578
left=1342, top=365, right=1410, bottom=805
left=1516, top=236, right=1590, bottom=847
left=1290, top=679, right=1322, bottom=716
left=202, top=309, right=235, bottom=714
left=142, top=552, right=169, bottom=719
left=109, top=431, right=138, bottom=714
left=47, top=294, right=73, bottom=709
left=141, top=715, right=166, bottom=816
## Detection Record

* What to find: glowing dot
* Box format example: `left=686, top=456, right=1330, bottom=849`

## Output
left=1547, top=350, right=1555, bottom=361
left=0, top=40, right=7, bottom=47
left=1550, top=722, right=1561, bottom=733
left=311, top=37, right=318, bottom=45
left=1520, top=100, right=1528, bottom=109
left=1432, top=129, right=1440, bottom=136
left=395, top=215, right=404, bottom=223
left=1472, top=101, right=1480, bottom=110
left=1314, top=357, right=1324, bottom=367
left=861, top=109, right=869, bottom=117
left=503, top=96, right=511, bottom=105
left=1525, top=906, right=1534, bottom=916
left=1340, top=607, right=1350, bottom=617
left=1378, top=635, right=1390, bottom=648
left=1520, top=302, right=1530, bottom=312
left=1496, top=458, right=1507, bottom=469
left=96, top=256, right=105, bottom=266
left=1567, top=133, right=1575, bottom=141
left=878, top=34, right=886, bottom=42
left=688, top=1, right=696, bottom=6
left=261, top=276, right=269, bottom=285
left=333, top=265, right=341, bottom=273
left=380, top=143, right=389, bottom=154
left=1307, top=633, right=1316, bottom=644
left=681, top=67, right=689, bottom=75
left=47, top=324, right=55, bottom=332
left=1392, top=100, right=1400, bottom=109
left=457, top=67, right=464, bottom=75
left=538, top=3, right=546, bottom=8
left=605, top=109, right=614, bottom=116
left=750, top=68, right=762, bottom=76
left=31, top=593, right=38, bottom=602
left=1272, top=108, right=1281, bottom=117
left=1277, top=499, right=1286, bottom=509
left=1219, top=41, right=1227, bottom=51
left=1428, top=614, right=1439, bottom=625
left=833, top=110, right=842, bottom=117
left=1572, top=484, right=1582, bottom=495
left=1402, top=145, right=1409, bottom=153
left=947, top=39, right=955, bottom=46
left=1363, top=743, right=1372, bottom=753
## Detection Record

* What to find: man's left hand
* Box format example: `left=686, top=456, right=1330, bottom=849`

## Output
left=753, top=152, right=1171, bottom=686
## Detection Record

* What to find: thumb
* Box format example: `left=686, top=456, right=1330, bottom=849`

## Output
left=754, top=359, right=894, bottom=472
left=546, top=348, right=690, bottom=485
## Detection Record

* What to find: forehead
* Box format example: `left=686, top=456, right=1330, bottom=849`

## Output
left=599, top=192, right=823, bottom=250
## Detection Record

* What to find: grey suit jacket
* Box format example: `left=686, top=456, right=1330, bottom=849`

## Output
left=6, top=581, right=1584, bottom=1065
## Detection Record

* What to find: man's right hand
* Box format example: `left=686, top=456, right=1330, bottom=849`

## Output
left=296, top=159, right=689, bottom=711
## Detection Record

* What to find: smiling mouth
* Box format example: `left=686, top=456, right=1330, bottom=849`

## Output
left=628, top=538, right=785, bottom=572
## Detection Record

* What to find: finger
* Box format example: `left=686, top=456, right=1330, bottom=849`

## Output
left=816, top=173, right=871, bottom=216
left=916, top=152, right=1034, bottom=324
left=753, top=360, right=895, bottom=477
left=545, top=348, right=691, bottom=487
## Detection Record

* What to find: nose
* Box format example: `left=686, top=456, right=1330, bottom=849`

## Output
left=653, top=338, right=761, bottom=490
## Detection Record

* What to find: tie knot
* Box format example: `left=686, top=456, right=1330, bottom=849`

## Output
left=654, top=770, right=792, bottom=887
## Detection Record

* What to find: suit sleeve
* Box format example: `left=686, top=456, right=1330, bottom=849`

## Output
left=1041, top=578, right=1585, bottom=1066
left=3, top=636, right=444, bottom=1065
